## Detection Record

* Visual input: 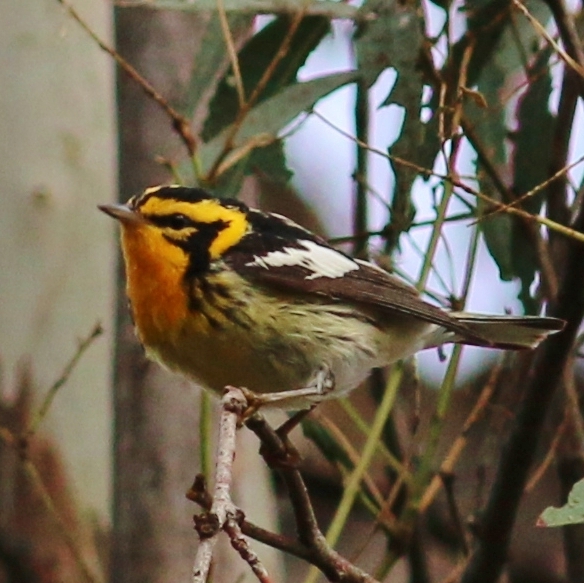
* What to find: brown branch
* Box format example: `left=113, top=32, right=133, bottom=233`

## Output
left=245, top=414, right=379, bottom=583
left=55, top=0, right=196, bottom=156
left=206, top=9, right=307, bottom=181
left=188, top=475, right=315, bottom=563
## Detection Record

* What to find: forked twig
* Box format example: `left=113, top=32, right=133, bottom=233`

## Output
left=206, top=8, right=307, bottom=181
left=245, top=414, right=379, bottom=583
left=191, top=387, right=272, bottom=583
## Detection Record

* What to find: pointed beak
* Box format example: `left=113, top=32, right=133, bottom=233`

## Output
left=98, top=203, right=145, bottom=224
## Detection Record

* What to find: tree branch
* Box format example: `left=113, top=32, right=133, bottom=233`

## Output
left=245, top=414, right=379, bottom=583
left=460, top=185, right=584, bottom=583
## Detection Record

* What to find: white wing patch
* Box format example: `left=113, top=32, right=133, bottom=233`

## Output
left=246, top=240, right=360, bottom=280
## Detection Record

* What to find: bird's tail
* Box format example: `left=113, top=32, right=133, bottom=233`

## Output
left=450, top=312, right=565, bottom=350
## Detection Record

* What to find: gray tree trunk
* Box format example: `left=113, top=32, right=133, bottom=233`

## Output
left=112, top=8, right=281, bottom=583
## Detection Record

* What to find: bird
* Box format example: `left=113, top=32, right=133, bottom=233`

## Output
left=99, top=184, right=564, bottom=409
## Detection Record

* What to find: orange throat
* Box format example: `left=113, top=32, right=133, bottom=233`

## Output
left=120, top=223, right=189, bottom=346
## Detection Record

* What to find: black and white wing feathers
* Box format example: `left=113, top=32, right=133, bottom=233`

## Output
left=224, top=209, right=484, bottom=342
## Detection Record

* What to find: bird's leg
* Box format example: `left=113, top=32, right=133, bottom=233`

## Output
left=239, top=365, right=336, bottom=414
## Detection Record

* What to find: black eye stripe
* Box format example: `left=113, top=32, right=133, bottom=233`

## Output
left=144, top=213, right=233, bottom=235
left=144, top=213, right=195, bottom=230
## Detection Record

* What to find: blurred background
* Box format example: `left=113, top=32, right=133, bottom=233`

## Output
left=2, top=1, right=584, bottom=582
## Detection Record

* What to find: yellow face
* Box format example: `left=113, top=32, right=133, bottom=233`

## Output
left=132, top=189, right=248, bottom=261
left=99, top=185, right=250, bottom=349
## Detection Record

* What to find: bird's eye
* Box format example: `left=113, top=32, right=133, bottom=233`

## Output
left=166, top=213, right=192, bottom=230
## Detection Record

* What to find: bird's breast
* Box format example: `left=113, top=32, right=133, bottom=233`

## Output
left=120, top=224, right=190, bottom=349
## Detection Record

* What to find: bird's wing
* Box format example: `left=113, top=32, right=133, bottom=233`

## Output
left=224, top=212, right=481, bottom=340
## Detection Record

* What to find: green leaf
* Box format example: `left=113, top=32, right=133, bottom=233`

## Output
left=539, top=479, right=584, bottom=527
left=478, top=178, right=515, bottom=280
left=354, top=0, right=424, bottom=89
left=117, top=0, right=359, bottom=18
left=469, top=64, right=513, bottom=280
left=248, top=140, right=293, bottom=184
left=509, top=46, right=555, bottom=313
left=386, top=72, right=425, bottom=245
left=182, top=12, right=253, bottom=119
left=199, top=71, right=358, bottom=177
left=354, top=0, right=426, bottom=246
left=461, top=1, right=552, bottom=297
left=203, top=14, right=331, bottom=141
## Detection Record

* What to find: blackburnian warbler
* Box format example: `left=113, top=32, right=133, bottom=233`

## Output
left=99, top=185, right=564, bottom=408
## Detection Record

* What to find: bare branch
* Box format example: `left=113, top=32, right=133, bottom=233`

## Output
left=245, top=414, right=380, bottom=583
left=26, top=322, right=102, bottom=437
left=55, top=0, right=197, bottom=155
left=192, top=387, right=272, bottom=583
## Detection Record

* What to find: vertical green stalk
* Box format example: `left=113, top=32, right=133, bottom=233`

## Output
left=376, top=207, right=481, bottom=581
left=416, top=178, right=454, bottom=292
left=409, top=223, right=481, bottom=507
left=303, top=363, right=404, bottom=583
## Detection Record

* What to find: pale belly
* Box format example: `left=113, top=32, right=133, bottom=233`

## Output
left=140, top=297, right=434, bottom=402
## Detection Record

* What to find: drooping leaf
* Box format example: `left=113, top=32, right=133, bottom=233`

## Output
left=538, top=479, right=584, bottom=527
left=354, top=0, right=426, bottom=247
left=509, top=46, right=555, bottom=313
left=199, top=71, right=358, bottom=179
left=202, top=14, right=331, bottom=141
left=386, top=71, right=425, bottom=248
left=460, top=0, right=551, bottom=300
left=468, top=64, right=513, bottom=280
left=248, top=140, right=293, bottom=185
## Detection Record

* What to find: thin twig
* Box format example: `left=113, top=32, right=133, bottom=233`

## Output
left=188, top=475, right=314, bottom=562
left=313, top=109, right=584, bottom=244
left=224, top=519, right=273, bottom=583
left=311, top=410, right=385, bottom=507
left=26, top=323, right=102, bottom=437
left=512, top=0, right=584, bottom=81
left=206, top=8, right=307, bottom=180
left=55, top=0, right=196, bottom=155
left=418, top=363, right=502, bottom=513
left=216, top=0, right=245, bottom=108
left=481, top=154, right=584, bottom=219
left=523, top=412, right=568, bottom=494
